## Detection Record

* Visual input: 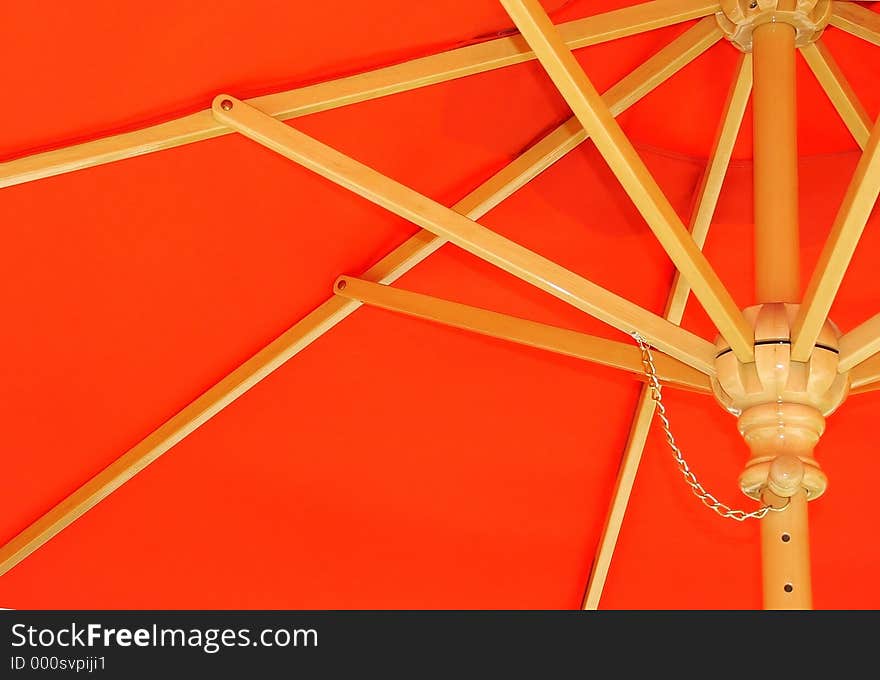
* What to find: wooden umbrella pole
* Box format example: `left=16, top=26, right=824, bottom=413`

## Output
left=752, top=15, right=800, bottom=304
left=749, top=4, right=811, bottom=609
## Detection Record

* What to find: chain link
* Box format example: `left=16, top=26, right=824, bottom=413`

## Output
left=631, top=332, right=788, bottom=522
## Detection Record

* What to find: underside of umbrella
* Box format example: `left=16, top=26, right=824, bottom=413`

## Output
left=0, top=0, right=878, bottom=609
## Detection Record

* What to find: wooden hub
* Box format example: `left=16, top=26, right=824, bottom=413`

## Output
left=716, top=0, right=832, bottom=51
left=711, top=303, right=850, bottom=500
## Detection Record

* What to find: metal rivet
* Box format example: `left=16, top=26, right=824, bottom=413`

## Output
left=749, top=1, right=757, bottom=7
left=781, top=533, right=791, bottom=543
left=784, top=583, right=794, bottom=593
left=220, top=99, right=234, bottom=111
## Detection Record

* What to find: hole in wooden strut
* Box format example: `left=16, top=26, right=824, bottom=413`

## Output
left=220, top=99, right=234, bottom=111
left=337, top=279, right=347, bottom=290
left=781, top=533, right=791, bottom=543
left=784, top=583, right=794, bottom=593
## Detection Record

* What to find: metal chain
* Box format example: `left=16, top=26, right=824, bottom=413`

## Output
left=631, top=332, right=787, bottom=522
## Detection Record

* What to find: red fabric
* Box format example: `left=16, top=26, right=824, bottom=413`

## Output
left=0, top=1, right=878, bottom=609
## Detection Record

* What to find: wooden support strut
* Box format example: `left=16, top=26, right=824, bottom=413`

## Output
left=4, top=0, right=870, bottom=607
left=791, top=115, right=880, bottom=362
left=0, top=114, right=584, bottom=579
left=750, top=8, right=813, bottom=610
left=583, top=53, right=754, bottom=610
left=839, top=312, right=880, bottom=372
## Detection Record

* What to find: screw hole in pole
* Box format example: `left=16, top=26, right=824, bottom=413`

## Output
left=337, top=279, right=347, bottom=290
left=784, top=583, right=794, bottom=593
left=781, top=533, right=791, bottom=543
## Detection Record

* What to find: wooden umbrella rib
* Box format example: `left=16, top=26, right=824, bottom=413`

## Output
left=499, top=0, right=754, bottom=364
left=753, top=18, right=801, bottom=306
left=0, top=115, right=581, bottom=579
left=790, top=116, right=880, bottom=361
left=214, top=96, right=717, bottom=373
left=0, top=0, right=720, bottom=190
left=0, top=25, right=718, bottom=577
left=839, top=313, right=880, bottom=372
left=800, top=41, right=872, bottom=150
left=583, top=389, right=656, bottom=609
left=583, top=54, right=752, bottom=610
left=334, top=276, right=712, bottom=392
left=851, top=352, right=880, bottom=389
left=830, top=2, right=880, bottom=48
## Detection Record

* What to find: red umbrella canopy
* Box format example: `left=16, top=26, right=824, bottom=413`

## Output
left=0, top=0, right=878, bottom=609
